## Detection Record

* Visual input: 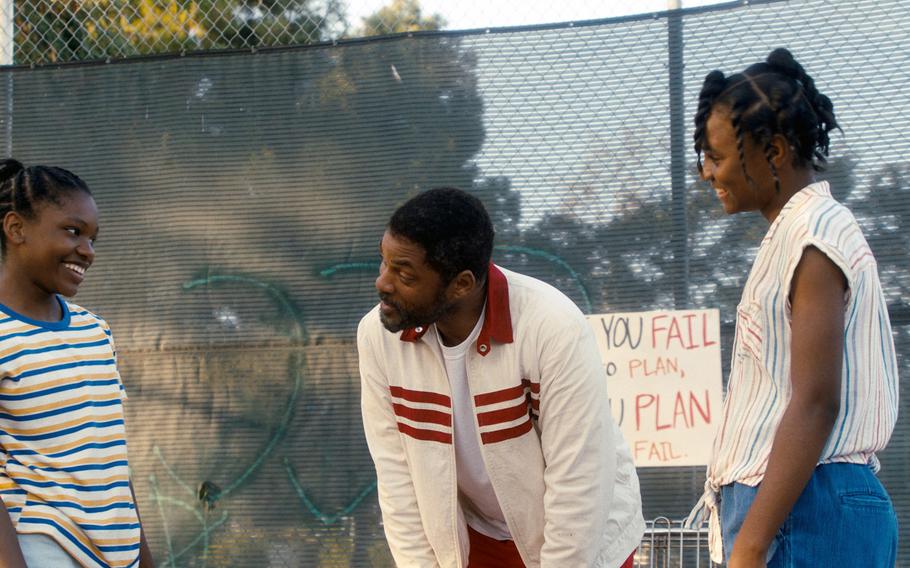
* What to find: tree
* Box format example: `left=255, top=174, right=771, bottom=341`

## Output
left=513, top=156, right=861, bottom=319
left=849, top=161, right=910, bottom=303
left=13, top=0, right=346, bottom=64
left=7, top=2, right=518, bottom=564
left=356, top=0, right=445, bottom=37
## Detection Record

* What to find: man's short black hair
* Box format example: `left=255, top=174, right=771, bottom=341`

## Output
left=388, top=187, right=495, bottom=285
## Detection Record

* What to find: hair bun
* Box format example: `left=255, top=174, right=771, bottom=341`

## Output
left=0, top=158, right=24, bottom=184
left=701, top=70, right=727, bottom=97
left=694, top=70, right=728, bottom=120
left=765, top=48, right=805, bottom=81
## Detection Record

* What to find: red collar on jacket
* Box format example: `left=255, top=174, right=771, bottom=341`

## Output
left=399, top=263, right=513, bottom=356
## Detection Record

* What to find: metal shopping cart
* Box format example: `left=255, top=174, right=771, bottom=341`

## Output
left=634, top=518, right=720, bottom=568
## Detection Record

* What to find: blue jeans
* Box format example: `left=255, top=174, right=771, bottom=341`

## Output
left=720, top=463, right=897, bottom=567
left=17, top=533, right=82, bottom=568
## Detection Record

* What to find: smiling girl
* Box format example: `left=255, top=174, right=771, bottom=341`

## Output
left=687, top=49, right=899, bottom=567
left=0, top=159, right=152, bottom=568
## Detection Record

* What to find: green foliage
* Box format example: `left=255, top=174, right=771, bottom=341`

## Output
left=849, top=161, right=910, bottom=302
left=11, top=0, right=450, bottom=65
left=8, top=15, right=518, bottom=560
left=356, top=0, right=445, bottom=36
left=512, top=156, right=870, bottom=319
left=13, top=0, right=347, bottom=65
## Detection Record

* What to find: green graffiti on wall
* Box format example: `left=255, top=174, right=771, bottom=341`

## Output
left=149, top=245, right=587, bottom=566
left=320, top=245, right=593, bottom=313
left=150, top=274, right=376, bottom=567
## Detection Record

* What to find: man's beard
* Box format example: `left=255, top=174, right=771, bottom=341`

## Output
left=379, top=288, right=454, bottom=333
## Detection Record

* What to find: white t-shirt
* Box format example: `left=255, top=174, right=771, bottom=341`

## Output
left=435, top=309, right=512, bottom=541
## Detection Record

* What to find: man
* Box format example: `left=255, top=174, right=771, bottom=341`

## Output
left=358, top=188, right=644, bottom=567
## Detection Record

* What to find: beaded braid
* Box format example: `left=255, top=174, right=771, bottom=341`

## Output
left=763, top=142, right=781, bottom=194
left=737, top=75, right=781, bottom=193
left=765, top=48, right=839, bottom=168
left=729, top=109, right=753, bottom=189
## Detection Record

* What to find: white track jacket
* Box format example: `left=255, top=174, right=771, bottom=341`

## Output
left=358, top=264, right=644, bottom=567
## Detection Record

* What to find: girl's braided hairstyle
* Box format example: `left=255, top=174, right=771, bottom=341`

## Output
left=0, top=158, right=91, bottom=252
left=694, top=48, right=840, bottom=193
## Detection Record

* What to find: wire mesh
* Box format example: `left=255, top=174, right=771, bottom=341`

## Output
left=1, top=0, right=719, bottom=66
left=4, top=0, right=348, bottom=65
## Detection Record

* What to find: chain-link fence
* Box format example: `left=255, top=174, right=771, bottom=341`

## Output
left=0, top=0, right=725, bottom=66
left=2, top=0, right=346, bottom=65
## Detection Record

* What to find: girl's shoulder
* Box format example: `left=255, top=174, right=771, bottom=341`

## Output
left=63, top=300, right=112, bottom=330
left=784, top=191, right=861, bottom=245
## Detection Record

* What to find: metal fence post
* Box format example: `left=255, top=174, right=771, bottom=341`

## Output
left=668, top=0, right=689, bottom=309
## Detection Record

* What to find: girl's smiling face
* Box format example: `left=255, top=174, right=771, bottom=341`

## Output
left=700, top=105, right=777, bottom=216
left=16, top=190, right=98, bottom=298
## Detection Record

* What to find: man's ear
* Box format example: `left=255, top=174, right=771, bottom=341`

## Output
left=3, top=211, right=26, bottom=247
left=448, top=269, right=478, bottom=301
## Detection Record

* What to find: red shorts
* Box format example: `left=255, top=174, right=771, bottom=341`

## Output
left=467, top=525, right=636, bottom=568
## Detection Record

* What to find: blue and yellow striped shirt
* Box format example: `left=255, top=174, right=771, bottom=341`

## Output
left=0, top=298, right=139, bottom=568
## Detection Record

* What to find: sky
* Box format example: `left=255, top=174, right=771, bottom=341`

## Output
left=338, top=0, right=910, bottom=232
left=339, top=0, right=731, bottom=226
left=344, top=0, right=727, bottom=30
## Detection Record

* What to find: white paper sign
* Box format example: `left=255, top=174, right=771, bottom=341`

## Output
left=586, top=309, right=723, bottom=467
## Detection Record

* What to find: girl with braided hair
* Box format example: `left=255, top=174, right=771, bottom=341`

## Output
left=0, top=159, right=153, bottom=568
left=686, top=49, right=898, bottom=567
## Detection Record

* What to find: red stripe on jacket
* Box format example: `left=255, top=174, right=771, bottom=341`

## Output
left=480, top=419, right=533, bottom=444
left=475, top=383, right=526, bottom=406
left=392, top=403, right=452, bottom=427
left=477, top=400, right=531, bottom=427
left=397, top=422, right=452, bottom=444
left=390, top=385, right=451, bottom=407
